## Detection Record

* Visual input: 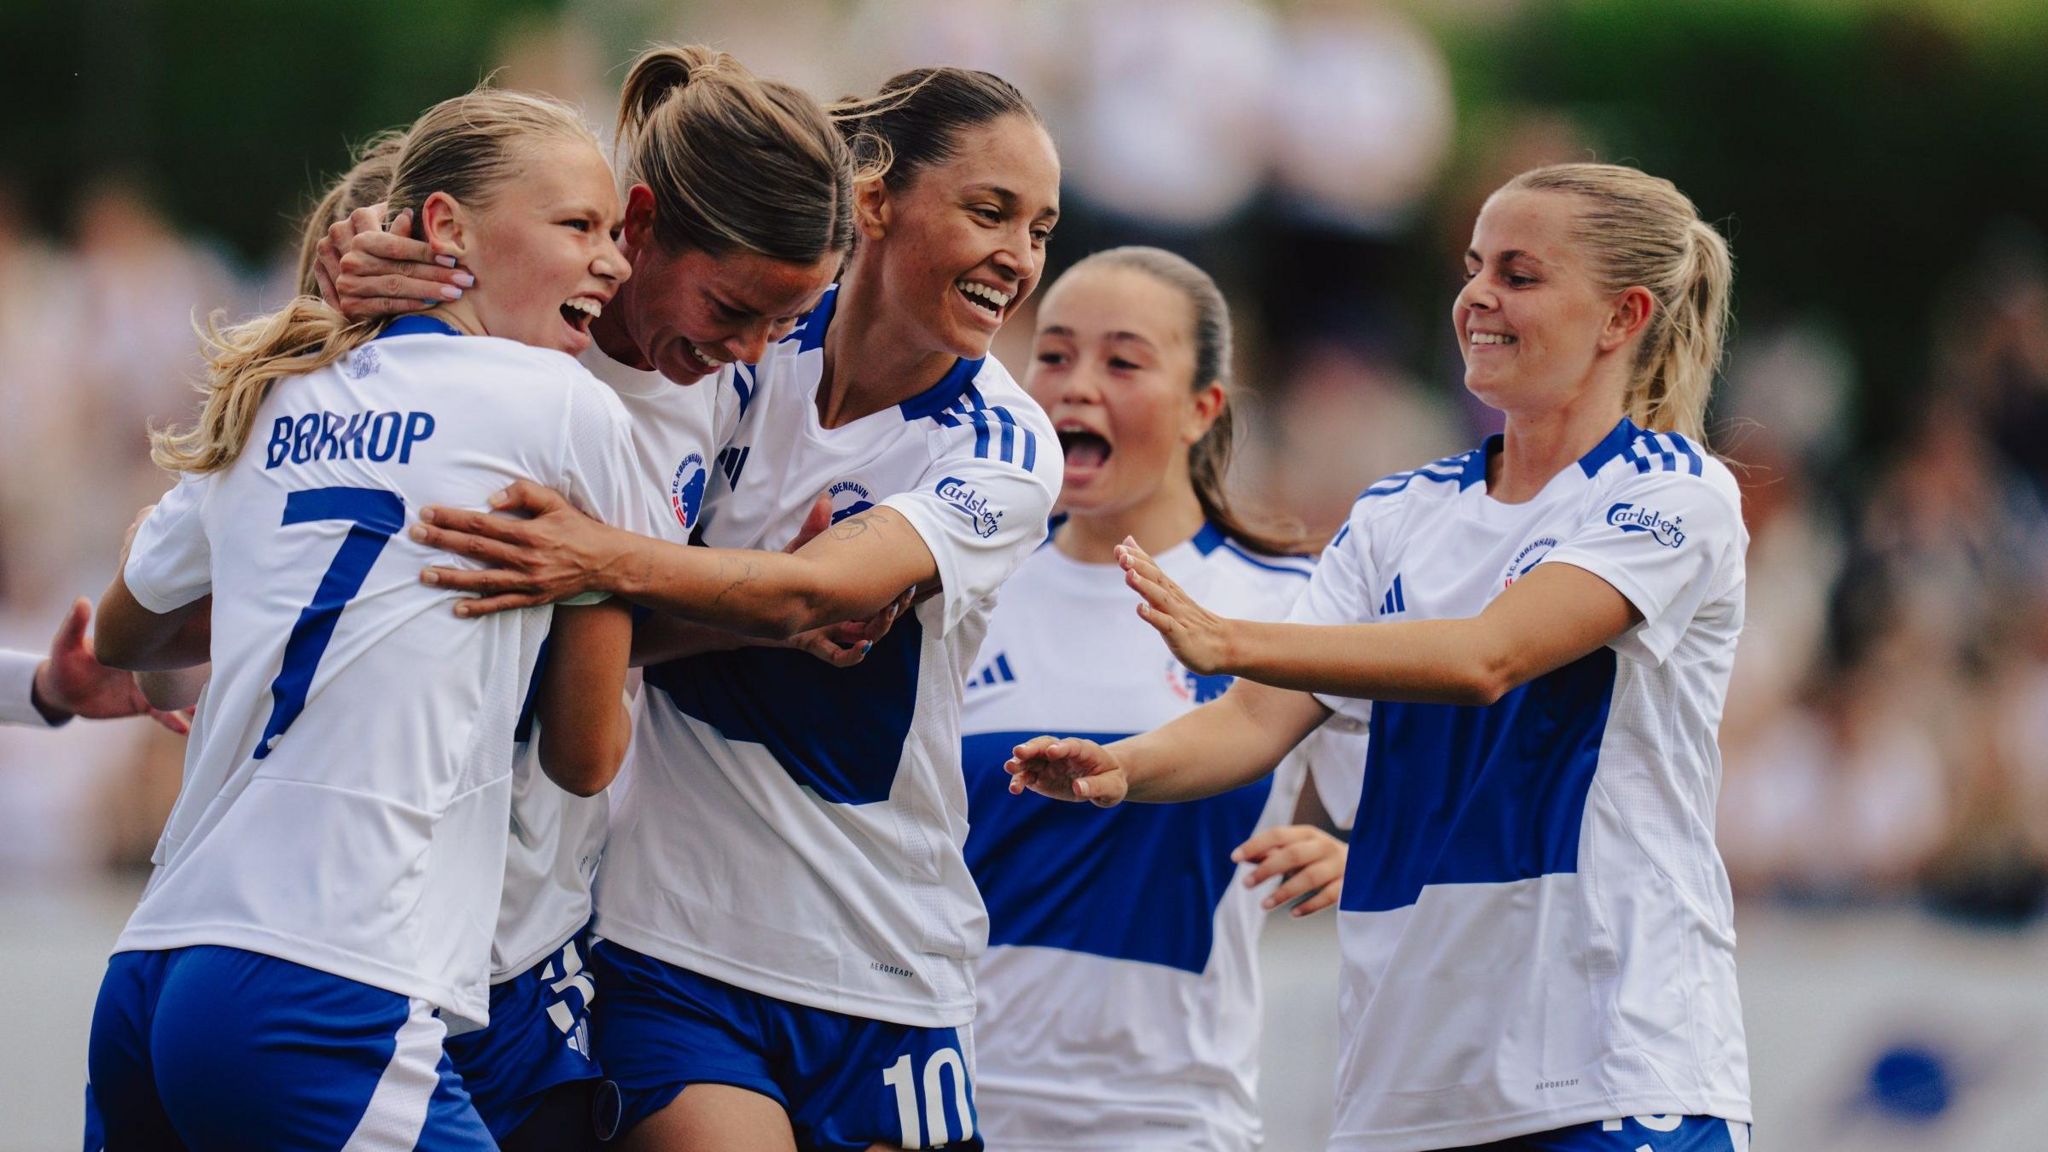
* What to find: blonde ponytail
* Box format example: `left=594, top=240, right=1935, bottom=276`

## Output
left=151, top=303, right=374, bottom=474
left=1503, top=163, right=1734, bottom=445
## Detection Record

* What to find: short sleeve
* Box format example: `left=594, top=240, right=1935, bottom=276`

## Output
left=1286, top=509, right=1380, bottom=721
left=557, top=377, right=654, bottom=605
left=883, top=452, right=1059, bottom=635
left=124, top=472, right=215, bottom=613
left=1538, top=470, right=1744, bottom=665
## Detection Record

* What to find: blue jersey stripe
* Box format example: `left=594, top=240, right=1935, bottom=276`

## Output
left=964, top=729, right=1272, bottom=973
left=1342, top=646, right=1618, bottom=913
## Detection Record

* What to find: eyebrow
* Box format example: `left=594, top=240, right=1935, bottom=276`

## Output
left=965, top=183, right=1060, bottom=221
left=1037, top=325, right=1159, bottom=352
left=1467, top=247, right=1546, bottom=268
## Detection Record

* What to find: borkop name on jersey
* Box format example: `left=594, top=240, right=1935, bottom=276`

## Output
left=594, top=285, right=1061, bottom=1027
left=1293, top=419, right=1750, bottom=1152
left=962, top=524, right=1367, bottom=1152
left=99, top=318, right=646, bottom=1142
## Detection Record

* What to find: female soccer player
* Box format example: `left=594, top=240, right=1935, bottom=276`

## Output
left=407, top=68, right=1063, bottom=1150
left=960, top=246, right=1358, bottom=1152
left=1009, top=164, right=1752, bottom=1152
left=87, top=88, right=648, bottom=1149
left=313, top=46, right=875, bottom=1148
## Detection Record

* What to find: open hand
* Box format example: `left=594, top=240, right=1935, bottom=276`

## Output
left=1233, top=823, right=1346, bottom=917
left=1116, top=536, right=1233, bottom=676
left=315, top=205, right=473, bottom=319
left=38, top=598, right=190, bottom=733
left=1004, top=735, right=1128, bottom=807
left=415, top=480, right=622, bottom=615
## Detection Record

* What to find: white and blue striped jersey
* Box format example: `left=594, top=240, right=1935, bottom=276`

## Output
left=117, top=318, right=647, bottom=1026
left=1292, top=419, right=1751, bottom=1150
left=961, top=526, right=1365, bottom=1152
left=487, top=355, right=738, bottom=983
left=593, top=286, right=1062, bottom=1027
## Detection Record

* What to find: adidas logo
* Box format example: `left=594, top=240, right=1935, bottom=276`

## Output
left=1380, top=574, right=1408, bottom=616
left=966, top=653, right=1016, bottom=690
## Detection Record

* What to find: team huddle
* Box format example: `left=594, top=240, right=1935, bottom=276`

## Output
left=79, top=41, right=1753, bottom=1152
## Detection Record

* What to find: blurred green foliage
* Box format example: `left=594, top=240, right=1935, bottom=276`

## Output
left=1435, top=0, right=2048, bottom=449
left=0, top=0, right=562, bottom=257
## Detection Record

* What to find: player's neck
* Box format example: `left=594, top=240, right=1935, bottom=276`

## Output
left=589, top=307, right=648, bottom=371
left=816, top=275, right=958, bottom=429
left=1056, top=489, right=1206, bottom=565
left=1490, top=393, right=1626, bottom=503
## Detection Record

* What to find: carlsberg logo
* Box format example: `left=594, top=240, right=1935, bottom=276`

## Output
left=936, top=476, right=1003, bottom=539
left=1605, top=502, right=1686, bottom=548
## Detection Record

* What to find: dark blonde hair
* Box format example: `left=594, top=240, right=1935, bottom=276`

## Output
left=293, top=129, right=403, bottom=296
left=617, top=45, right=856, bottom=264
left=155, top=89, right=597, bottom=474
left=1062, top=247, right=1302, bottom=557
left=1502, top=163, right=1734, bottom=444
left=831, top=67, right=1043, bottom=194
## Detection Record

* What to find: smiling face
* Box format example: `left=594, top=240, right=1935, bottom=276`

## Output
left=610, top=183, right=841, bottom=385
left=1454, top=188, right=1638, bottom=418
left=858, top=113, right=1061, bottom=360
left=436, top=135, right=630, bottom=358
left=1026, top=263, right=1220, bottom=518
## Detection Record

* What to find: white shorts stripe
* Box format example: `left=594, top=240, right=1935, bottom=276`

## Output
left=342, top=998, right=445, bottom=1150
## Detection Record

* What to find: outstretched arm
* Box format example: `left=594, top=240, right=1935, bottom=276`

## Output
left=1116, top=540, right=1638, bottom=706
left=411, top=480, right=937, bottom=641
left=1006, top=677, right=1330, bottom=806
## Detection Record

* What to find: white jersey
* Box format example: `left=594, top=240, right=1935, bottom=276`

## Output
left=487, top=355, right=737, bottom=981
left=117, top=320, right=645, bottom=1025
left=0, top=648, right=56, bottom=728
left=1291, top=420, right=1751, bottom=1151
left=961, top=526, right=1365, bottom=1152
left=593, top=286, right=1062, bottom=1027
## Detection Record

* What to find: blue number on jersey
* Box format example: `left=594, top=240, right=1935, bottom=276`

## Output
left=255, top=487, right=405, bottom=759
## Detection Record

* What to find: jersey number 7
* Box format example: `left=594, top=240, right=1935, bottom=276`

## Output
left=255, top=487, right=406, bottom=759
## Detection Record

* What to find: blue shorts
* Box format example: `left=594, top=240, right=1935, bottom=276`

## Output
left=587, top=940, right=981, bottom=1150
left=1450, top=1115, right=1751, bottom=1151
left=86, top=945, right=494, bottom=1150
left=443, top=930, right=603, bottom=1140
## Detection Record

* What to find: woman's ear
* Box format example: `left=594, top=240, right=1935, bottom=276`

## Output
left=1600, top=285, right=1657, bottom=353
left=855, top=178, right=890, bottom=242
left=1183, top=381, right=1227, bottom=445
left=416, top=191, right=470, bottom=263
left=621, top=183, right=657, bottom=258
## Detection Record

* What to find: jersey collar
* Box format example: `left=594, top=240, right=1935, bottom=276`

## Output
left=1575, top=417, right=1643, bottom=477
left=374, top=314, right=462, bottom=340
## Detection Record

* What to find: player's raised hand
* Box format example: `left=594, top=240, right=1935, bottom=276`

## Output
left=1115, top=536, right=1234, bottom=676
left=1005, top=735, right=1128, bottom=807
left=318, top=205, right=473, bottom=320
left=1233, top=823, right=1346, bottom=917
left=416, top=479, right=622, bottom=615
left=40, top=598, right=191, bottom=734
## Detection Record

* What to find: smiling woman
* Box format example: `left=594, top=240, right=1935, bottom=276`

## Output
left=1007, top=164, right=1755, bottom=1152
left=80, top=86, right=651, bottom=1150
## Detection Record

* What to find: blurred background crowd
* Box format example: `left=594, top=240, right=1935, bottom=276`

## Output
left=2, top=0, right=2046, bottom=1146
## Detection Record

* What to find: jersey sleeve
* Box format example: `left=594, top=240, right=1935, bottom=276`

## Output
left=124, top=472, right=215, bottom=613
left=882, top=445, right=1060, bottom=635
left=1286, top=503, right=1381, bottom=722
left=0, top=648, right=60, bottom=728
left=1537, top=468, right=1745, bottom=666
left=556, top=376, right=654, bottom=606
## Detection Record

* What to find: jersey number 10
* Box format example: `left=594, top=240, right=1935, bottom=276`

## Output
left=882, top=1047, right=975, bottom=1149
left=256, top=487, right=405, bottom=759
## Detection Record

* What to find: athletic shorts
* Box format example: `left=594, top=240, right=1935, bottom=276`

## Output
left=588, top=939, right=980, bottom=1150
left=443, top=929, right=603, bottom=1140
left=86, top=945, right=493, bottom=1150
left=1447, top=1115, right=1751, bottom=1151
